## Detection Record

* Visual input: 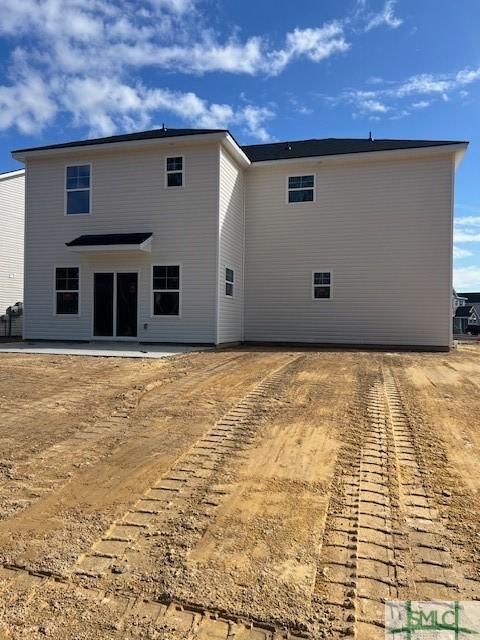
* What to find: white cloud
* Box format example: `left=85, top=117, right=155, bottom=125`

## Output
left=456, top=216, right=480, bottom=227
left=267, top=24, right=349, bottom=75
left=453, top=246, right=473, bottom=259
left=0, top=0, right=286, bottom=140
left=324, top=64, right=480, bottom=119
left=454, top=230, right=480, bottom=243
left=365, top=1, right=403, bottom=31
left=411, top=100, right=430, bottom=109
left=57, top=76, right=274, bottom=140
left=0, top=72, right=56, bottom=134
left=147, top=0, right=195, bottom=13
left=454, top=266, right=480, bottom=290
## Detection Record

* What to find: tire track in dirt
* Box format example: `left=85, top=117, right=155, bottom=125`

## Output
left=313, top=377, right=409, bottom=639
left=314, top=365, right=468, bottom=639
left=0, top=353, right=245, bottom=522
left=72, top=356, right=299, bottom=580
left=0, top=355, right=305, bottom=639
left=0, top=566, right=304, bottom=639
left=383, top=367, right=467, bottom=599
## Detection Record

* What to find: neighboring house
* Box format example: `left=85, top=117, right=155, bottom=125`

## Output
left=454, top=292, right=480, bottom=335
left=12, top=129, right=467, bottom=349
left=0, top=169, right=25, bottom=337
left=458, top=292, right=480, bottom=305
left=453, top=288, right=468, bottom=315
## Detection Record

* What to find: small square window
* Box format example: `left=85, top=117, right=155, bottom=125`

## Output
left=167, top=157, right=183, bottom=171
left=66, top=165, right=91, bottom=214
left=167, top=172, right=183, bottom=187
left=55, top=267, right=79, bottom=314
left=225, top=267, right=234, bottom=297
left=313, top=272, right=332, bottom=299
left=288, top=174, right=315, bottom=203
left=166, top=156, right=184, bottom=188
left=152, top=265, right=181, bottom=316
left=153, top=291, right=179, bottom=315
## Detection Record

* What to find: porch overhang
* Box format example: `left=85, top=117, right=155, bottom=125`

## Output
left=66, top=232, right=153, bottom=253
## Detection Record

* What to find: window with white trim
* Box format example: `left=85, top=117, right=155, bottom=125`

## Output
left=55, top=267, right=79, bottom=314
left=225, top=267, right=234, bottom=297
left=152, top=265, right=180, bottom=315
left=288, top=174, right=314, bottom=203
left=66, top=165, right=90, bottom=214
left=313, top=271, right=331, bottom=299
left=166, top=156, right=183, bottom=187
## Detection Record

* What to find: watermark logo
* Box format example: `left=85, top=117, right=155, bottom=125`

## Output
left=385, top=601, right=480, bottom=639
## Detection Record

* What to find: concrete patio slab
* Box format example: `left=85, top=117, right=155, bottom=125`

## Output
left=0, top=341, right=210, bottom=359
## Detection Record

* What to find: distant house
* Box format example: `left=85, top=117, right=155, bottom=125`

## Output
left=459, top=292, right=480, bottom=304
left=452, top=289, right=468, bottom=315
left=12, top=128, right=468, bottom=349
left=0, top=169, right=25, bottom=337
left=454, top=292, right=480, bottom=335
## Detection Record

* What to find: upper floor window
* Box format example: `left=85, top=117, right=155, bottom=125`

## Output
left=152, top=265, right=181, bottom=316
left=66, top=165, right=91, bottom=214
left=55, top=267, right=79, bottom=314
left=166, top=156, right=183, bottom=187
left=288, top=175, right=314, bottom=203
left=225, top=267, right=234, bottom=297
left=313, top=271, right=332, bottom=299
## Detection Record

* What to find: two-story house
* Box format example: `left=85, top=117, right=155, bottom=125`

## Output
left=12, top=128, right=467, bottom=350
left=0, top=168, right=25, bottom=337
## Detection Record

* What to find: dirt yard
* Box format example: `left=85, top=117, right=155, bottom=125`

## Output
left=0, top=345, right=479, bottom=639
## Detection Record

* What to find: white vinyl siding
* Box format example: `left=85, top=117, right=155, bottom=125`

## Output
left=0, top=171, right=25, bottom=316
left=23, top=143, right=219, bottom=342
left=245, top=153, right=454, bottom=347
left=217, top=147, right=245, bottom=344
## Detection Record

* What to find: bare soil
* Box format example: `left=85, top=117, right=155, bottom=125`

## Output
left=0, top=345, right=478, bottom=639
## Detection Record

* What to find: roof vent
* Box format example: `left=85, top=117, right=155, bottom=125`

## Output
left=161, top=123, right=167, bottom=131
left=285, top=141, right=292, bottom=151
left=368, top=131, right=374, bottom=142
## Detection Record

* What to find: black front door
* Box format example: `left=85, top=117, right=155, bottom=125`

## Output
left=93, top=272, right=137, bottom=338
left=116, top=273, right=138, bottom=337
left=94, top=272, right=114, bottom=337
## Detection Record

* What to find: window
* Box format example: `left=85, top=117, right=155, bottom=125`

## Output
left=313, top=271, right=332, bottom=299
left=225, top=268, right=234, bottom=297
left=152, top=265, right=180, bottom=315
left=66, top=165, right=91, bottom=214
left=55, top=267, right=79, bottom=314
left=166, top=156, right=183, bottom=187
left=288, top=175, right=314, bottom=203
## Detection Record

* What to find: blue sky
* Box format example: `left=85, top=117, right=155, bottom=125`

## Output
left=1, top=0, right=479, bottom=289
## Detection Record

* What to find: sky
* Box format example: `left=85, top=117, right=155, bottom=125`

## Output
left=0, top=0, right=479, bottom=290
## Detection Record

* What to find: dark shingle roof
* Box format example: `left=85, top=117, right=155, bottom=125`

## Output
left=66, top=233, right=152, bottom=247
left=241, top=138, right=466, bottom=162
left=12, top=127, right=466, bottom=161
left=455, top=305, right=473, bottom=318
left=458, top=292, right=480, bottom=304
left=13, top=128, right=227, bottom=154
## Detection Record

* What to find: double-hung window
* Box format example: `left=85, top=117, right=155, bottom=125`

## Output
left=313, top=271, right=332, bottom=299
left=166, top=156, right=183, bottom=187
left=66, top=165, right=91, bottom=214
left=225, top=268, right=234, bottom=297
left=55, top=267, right=79, bottom=314
left=288, top=175, right=314, bottom=203
left=152, top=265, right=180, bottom=315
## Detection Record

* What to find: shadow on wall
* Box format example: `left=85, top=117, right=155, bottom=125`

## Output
left=1, top=302, right=23, bottom=337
